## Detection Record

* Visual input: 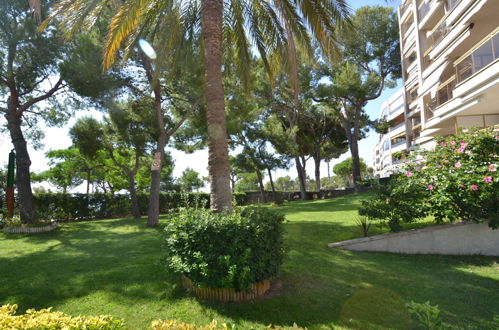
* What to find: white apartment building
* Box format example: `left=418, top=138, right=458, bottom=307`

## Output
left=374, top=0, right=499, bottom=176
left=373, top=88, right=408, bottom=178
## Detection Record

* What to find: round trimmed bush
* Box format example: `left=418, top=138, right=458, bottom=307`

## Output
left=162, top=207, right=286, bottom=291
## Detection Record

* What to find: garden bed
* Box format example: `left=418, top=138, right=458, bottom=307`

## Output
left=182, top=276, right=271, bottom=302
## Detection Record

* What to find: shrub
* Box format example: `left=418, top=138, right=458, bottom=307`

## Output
left=406, top=301, right=442, bottom=330
left=360, top=127, right=498, bottom=231
left=406, top=126, right=498, bottom=228
left=151, top=320, right=305, bottom=330
left=163, top=207, right=286, bottom=291
left=0, top=304, right=124, bottom=329
left=359, top=176, right=429, bottom=232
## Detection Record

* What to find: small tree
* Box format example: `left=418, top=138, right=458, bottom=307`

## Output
left=178, top=168, right=205, bottom=192
left=334, top=157, right=368, bottom=188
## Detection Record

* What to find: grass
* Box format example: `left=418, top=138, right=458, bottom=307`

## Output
left=0, top=193, right=498, bottom=329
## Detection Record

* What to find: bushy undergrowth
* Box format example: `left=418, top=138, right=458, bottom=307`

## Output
left=32, top=192, right=247, bottom=221
left=360, top=126, right=498, bottom=231
left=0, top=304, right=124, bottom=329
left=163, top=207, right=286, bottom=291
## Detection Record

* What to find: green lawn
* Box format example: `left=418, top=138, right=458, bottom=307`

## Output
left=1, top=193, right=498, bottom=329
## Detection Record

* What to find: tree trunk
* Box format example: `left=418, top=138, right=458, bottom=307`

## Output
left=295, top=156, right=308, bottom=200
left=327, top=160, right=331, bottom=179
left=147, top=133, right=167, bottom=227
left=350, top=137, right=362, bottom=192
left=201, top=0, right=232, bottom=212
left=86, top=169, right=91, bottom=196
left=267, top=168, right=276, bottom=201
left=128, top=173, right=141, bottom=219
left=313, top=155, right=321, bottom=193
left=255, top=170, right=266, bottom=203
left=339, top=108, right=361, bottom=192
left=6, top=112, right=36, bottom=223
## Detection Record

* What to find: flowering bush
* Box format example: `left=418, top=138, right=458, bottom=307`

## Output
left=405, top=126, right=498, bottom=228
left=0, top=304, right=124, bottom=329
left=360, top=126, right=498, bottom=231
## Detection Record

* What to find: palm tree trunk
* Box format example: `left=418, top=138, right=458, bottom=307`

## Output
left=201, top=0, right=232, bottom=212
left=6, top=112, right=36, bottom=223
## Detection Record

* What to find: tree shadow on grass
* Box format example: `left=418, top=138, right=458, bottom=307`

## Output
left=195, top=221, right=499, bottom=329
left=0, top=219, right=497, bottom=329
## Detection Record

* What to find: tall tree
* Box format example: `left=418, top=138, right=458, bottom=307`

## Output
left=0, top=0, right=66, bottom=223
left=315, top=6, right=401, bottom=190
left=1, top=0, right=124, bottom=222
left=38, top=0, right=351, bottom=213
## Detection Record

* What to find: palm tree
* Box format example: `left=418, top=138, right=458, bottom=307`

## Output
left=33, top=0, right=350, bottom=215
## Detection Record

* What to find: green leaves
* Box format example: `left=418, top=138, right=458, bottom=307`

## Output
left=163, top=207, right=285, bottom=290
left=360, top=127, right=498, bottom=231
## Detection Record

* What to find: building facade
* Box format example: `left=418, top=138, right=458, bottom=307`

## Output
left=374, top=0, right=499, bottom=176
left=373, top=88, right=407, bottom=178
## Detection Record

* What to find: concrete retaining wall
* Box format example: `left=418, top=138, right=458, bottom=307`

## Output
left=328, top=221, right=499, bottom=256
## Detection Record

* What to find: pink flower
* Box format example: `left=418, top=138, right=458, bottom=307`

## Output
left=450, top=140, right=456, bottom=146
left=405, top=171, right=413, bottom=177
left=483, top=176, right=493, bottom=183
left=456, top=147, right=464, bottom=153
left=436, top=164, right=442, bottom=169
left=454, top=162, right=462, bottom=168
left=460, top=141, right=468, bottom=148
left=459, top=184, right=465, bottom=188
left=426, top=185, right=434, bottom=190
left=470, top=185, right=478, bottom=191
left=439, top=142, right=447, bottom=147
left=489, top=164, right=496, bottom=172
left=465, top=150, right=472, bottom=155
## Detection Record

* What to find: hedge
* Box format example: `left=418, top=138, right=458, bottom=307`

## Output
left=33, top=192, right=247, bottom=221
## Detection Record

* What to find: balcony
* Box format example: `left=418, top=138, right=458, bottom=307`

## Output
left=424, top=0, right=465, bottom=56
left=424, top=77, right=456, bottom=121
left=447, top=0, right=464, bottom=12
left=419, top=0, right=432, bottom=20
left=406, top=85, right=419, bottom=104
left=455, top=31, right=499, bottom=84
left=400, top=0, right=412, bottom=18
left=424, top=29, right=499, bottom=121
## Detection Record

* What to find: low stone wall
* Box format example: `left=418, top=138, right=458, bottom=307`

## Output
left=3, top=223, right=58, bottom=234
left=328, top=221, right=499, bottom=256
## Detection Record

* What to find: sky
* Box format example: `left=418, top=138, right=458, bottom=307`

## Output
left=0, top=0, right=402, bottom=193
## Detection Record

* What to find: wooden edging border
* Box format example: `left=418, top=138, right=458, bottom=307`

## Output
left=182, top=276, right=271, bottom=302
left=3, top=223, right=58, bottom=234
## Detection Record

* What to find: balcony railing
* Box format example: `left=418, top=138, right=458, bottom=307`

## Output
left=419, top=0, right=432, bottom=20
left=455, top=30, right=499, bottom=83
left=406, top=85, right=419, bottom=104
left=390, top=121, right=406, bottom=132
left=424, top=29, right=499, bottom=122
left=400, top=0, right=412, bottom=17
left=447, top=0, right=464, bottom=12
